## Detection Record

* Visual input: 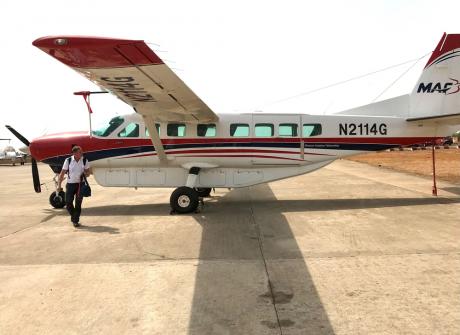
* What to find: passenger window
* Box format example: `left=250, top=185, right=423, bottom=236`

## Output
left=167, top=123, right=186, bottom=137
left=279, top=123, right=298, bottom=137
left=255, top=123, right=274, bottom=137
left=118, top=123, right=139, bottom=138
left=230, top=124, right=249, bottom=137
left=197, top=124, right=216, bottom=137
left=303, top=124, right=322, bottom=137
left=145, top=124, right=161, bottom=137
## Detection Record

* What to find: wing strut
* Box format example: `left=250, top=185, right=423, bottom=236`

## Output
left=143, top=115, right=167, bottom=162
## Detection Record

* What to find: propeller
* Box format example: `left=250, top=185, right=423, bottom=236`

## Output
left=5, top=126, right=30, bottom=146
left=5, top=125, right=41, bottom=193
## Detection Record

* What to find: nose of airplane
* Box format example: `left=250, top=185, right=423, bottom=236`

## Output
left=29, top=137, right=48, bottom=161
left=29, top=131, right=90, bottom=162
left=29, top=139, right=41, bottom=160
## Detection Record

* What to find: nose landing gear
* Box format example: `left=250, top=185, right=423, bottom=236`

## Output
left=49, top=174, right=66, bottom=209
left=49, top=191, right=66, bottom=208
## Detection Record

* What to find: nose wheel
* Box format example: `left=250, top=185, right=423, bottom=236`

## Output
left=49, top=173, right=66, bottom=208
left=49, top=191, right=66, bottom=208
left=170, top=186, right=199, bottom=214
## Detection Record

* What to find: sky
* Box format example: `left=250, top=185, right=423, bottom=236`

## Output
left=1, top=0, right=460, bottom=148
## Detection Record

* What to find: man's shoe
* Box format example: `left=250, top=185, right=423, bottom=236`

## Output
left=73, top=222, right=81, bottom=228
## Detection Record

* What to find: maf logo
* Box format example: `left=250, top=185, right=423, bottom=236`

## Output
left=417, top=78, right=460, bottom=95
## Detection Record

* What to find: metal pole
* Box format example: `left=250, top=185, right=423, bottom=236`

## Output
left=432, top=142, right=437, bottom=196
left=88, top=94, right=93, bottom=138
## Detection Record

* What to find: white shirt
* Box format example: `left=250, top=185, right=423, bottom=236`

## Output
left=62, top=156, right=90, bottom=183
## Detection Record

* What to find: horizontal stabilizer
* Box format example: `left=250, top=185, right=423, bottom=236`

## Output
left=406, top=112, right=460, bottom=125
left=336, top=95, right=409, bottom=117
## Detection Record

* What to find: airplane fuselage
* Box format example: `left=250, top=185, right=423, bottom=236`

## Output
left=29, top=113, right=449, bottom=188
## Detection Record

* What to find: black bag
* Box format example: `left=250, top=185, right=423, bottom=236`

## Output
left=80, top=175, right=92, bottom=197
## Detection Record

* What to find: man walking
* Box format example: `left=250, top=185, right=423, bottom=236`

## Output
left=58, top=146, right=91, bottom=227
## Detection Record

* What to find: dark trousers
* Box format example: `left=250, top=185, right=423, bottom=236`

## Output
left=66, top=183, right=83, bottom=223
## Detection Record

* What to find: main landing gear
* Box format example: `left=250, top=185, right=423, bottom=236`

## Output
left=49, top=174, right=66, bottom=209
left=170, top=186, right=200, bottom=214
left=195, top=187, right=212, bottom=197
left=169, top=167, right=212, bottom=214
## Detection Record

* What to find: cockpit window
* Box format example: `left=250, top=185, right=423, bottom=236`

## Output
left=118, top=123, right=140, bottom=138
left=91, top=116, right=124, bottom=137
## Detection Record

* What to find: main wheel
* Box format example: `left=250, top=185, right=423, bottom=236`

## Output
left=170, top=187, right=199, bottom=214
left=49, top=191, right=66, bottom=209
left=195, top=187, right=212, bottom=197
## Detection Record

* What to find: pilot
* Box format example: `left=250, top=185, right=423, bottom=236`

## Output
left=57, top=145, right=91, bottom=227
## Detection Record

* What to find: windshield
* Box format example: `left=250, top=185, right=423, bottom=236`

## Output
left=92, top=116, right=124, bottom=137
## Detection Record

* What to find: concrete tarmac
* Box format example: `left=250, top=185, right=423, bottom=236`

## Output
left=0, top=160, right=459, bottom=334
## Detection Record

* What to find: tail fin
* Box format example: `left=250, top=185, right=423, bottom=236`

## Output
left=410, top=33, right=460, bottom=120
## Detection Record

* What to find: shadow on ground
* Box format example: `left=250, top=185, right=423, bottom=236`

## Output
left=71, top=196, right=458, bottom=218
left=186, top=185, right=336, bottom=334
left=441, top=187, right=460, bottom=195
left=77, top=224, right=120, bottom=234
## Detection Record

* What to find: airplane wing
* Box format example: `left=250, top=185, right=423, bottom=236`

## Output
left=32, top=36, right=218, bottom=123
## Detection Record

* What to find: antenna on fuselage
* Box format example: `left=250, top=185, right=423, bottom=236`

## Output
left=74, top=91, right=108, bottom=138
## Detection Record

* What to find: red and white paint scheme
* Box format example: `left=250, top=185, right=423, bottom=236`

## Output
left=19, top=34, right=460, bottom=212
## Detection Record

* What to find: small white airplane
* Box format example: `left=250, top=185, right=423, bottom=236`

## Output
left=0, top=139, right=27, bottom=165
left=6, top=33, right=460, bottom=213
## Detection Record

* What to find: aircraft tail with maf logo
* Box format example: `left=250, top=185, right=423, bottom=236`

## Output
left=408, top=33, right=460, bottom=124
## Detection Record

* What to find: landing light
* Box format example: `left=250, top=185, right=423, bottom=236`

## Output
left=54, top=38, right=68, bottom=46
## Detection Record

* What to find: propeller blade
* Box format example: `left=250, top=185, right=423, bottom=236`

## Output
left=5, top=125, right=30, bottom=146
left=31, top=158, right=41, bottom=193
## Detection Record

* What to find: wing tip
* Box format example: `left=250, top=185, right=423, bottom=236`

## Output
left=32, top=36, right=144, bottom=48
left=32, top=35, right=164, bottom=68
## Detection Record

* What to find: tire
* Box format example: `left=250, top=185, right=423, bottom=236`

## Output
left=170, top=186, right=199, bottom=214
left=49, top=191, right=66, bottom=209
left=195, top=187, right=212, bottom=197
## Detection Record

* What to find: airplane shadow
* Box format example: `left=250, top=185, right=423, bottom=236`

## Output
left=187, top=184, right=336, bottom=334
left=441, top=187, right=460, bottom=196
left=79, top=196, right=458, bottom=217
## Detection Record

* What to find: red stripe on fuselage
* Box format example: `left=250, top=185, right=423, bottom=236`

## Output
left=175, top=154, right=306, bottom=162
left=117, top=148, right=333, bottom=160
left=164, top=148, right=330, bottom=156
left=30, top=133, right=442, bottom=162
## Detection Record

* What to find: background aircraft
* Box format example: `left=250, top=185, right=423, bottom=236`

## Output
left=0, top=139, right=27, bottom=165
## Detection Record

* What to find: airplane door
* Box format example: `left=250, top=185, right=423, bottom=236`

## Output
left=251, top=114, right=302, bottom=165
left=300, top=115, right=325, bottom=163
